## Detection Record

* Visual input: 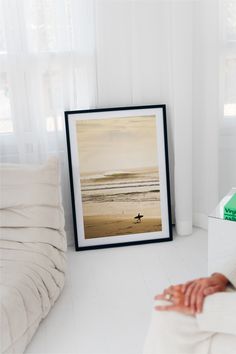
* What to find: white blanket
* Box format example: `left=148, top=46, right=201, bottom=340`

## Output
left=0, top=158, right=67, bottom=354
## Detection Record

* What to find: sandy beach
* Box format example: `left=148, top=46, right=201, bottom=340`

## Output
left=84, top=216, right=162, bottom=239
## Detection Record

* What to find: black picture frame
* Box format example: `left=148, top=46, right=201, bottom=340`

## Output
left=65, top=105, right=172, bottom=251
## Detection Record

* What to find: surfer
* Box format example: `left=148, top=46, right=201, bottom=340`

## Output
left=134, top=213, right=143, bottom=223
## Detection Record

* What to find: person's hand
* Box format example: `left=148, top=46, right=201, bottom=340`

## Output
left=181, top=273, right=229, bottom=313
left=155, top=273, right=229, bottom=315
left=154, top=286, right=194, bottom=316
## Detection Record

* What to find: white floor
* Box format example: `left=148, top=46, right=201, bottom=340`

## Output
left=26, top=228, right=208, bottom=354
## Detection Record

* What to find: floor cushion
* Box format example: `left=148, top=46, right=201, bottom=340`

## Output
left=0, top=157, right=67, bottom=354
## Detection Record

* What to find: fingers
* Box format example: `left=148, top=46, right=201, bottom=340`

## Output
left=155, top=304, right=195, bottom=316
left=155, top=305, right=178, bottom=312
left=154, top=288, right=194, bottom=315
left=195, top=288, right=205, bottom=313
left=184, top=282, right=196, bottom=306
left=154, top=293, right=166, bottom=301
left=190, top=283, right=203, bottom=312
left=171, top=284, right=182, bottom=292
left=162, top=282, right=192, bottom=297
left=196, top=284, right=223, bottom=312
left=163, top=284, right=183, bottom=296
left=154, top=292, right=178, bottom=301
left=163, top=285, right=175, bottom=295
left=164, top=280, right=195, bottom=296
left=154, top=291, right=183, bottom=305
left=189, top=284, right=198, bottom=311
left=181, top=280, right=194, bottom=293
left=154, top=285, right=180, bottom=301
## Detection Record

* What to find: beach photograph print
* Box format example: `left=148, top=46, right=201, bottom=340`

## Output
left=76, top=115, right=162, bottom=239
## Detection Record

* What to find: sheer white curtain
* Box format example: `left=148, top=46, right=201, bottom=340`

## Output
left=222, top=0, right=236, bottom=123
left=0, top=0, right=229, bottom=244
left=0, top=0, right=97, bottom=244
left=94, top=0, right=222, bottom=235
left=191, top=0, right=220, bottom=232
left=219, top=0, right=236, bottom=198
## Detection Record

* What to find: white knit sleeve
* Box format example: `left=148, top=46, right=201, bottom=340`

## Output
left=196, top=288, right=236, bottom=335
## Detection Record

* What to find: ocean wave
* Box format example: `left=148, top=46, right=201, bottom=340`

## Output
left=81, top=181, right=160, bottom=192
left=82, top=190, right=160, bottom=203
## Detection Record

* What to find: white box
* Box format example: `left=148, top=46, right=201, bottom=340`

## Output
left=208, top=188, right=236, bottom=275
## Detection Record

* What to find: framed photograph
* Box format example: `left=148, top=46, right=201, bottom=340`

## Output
left=65, top=105, right=172, bottom=251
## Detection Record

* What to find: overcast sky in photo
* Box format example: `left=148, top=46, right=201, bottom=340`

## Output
left=76, top=115, right=159, bottom=174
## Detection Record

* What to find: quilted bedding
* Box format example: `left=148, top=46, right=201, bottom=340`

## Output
left=0, top=158, right=67, bottom=354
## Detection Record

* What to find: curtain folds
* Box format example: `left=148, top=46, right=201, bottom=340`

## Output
left=177, top=0, right=220, bottom=234
left=0, top=0, right=97, bottom=244
left=0, top=0, right=222, bottom=244
left=95, top=0, right=221, bottom=236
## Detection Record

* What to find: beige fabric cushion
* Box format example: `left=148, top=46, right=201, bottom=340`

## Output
left=0, top=157, right=65, bottom=230
left=0, top=157, right=67, bottom=354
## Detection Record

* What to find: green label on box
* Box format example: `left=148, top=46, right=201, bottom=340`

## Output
left=224, top=213, right=236, bottom=222
left=224, top=193, right=236, bottom=216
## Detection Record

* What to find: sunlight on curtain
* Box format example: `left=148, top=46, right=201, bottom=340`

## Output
left=0, top=0, right=96, bottom=147
left=0, top=0, right=97, bottom=244
left=0, top=0, right=231, bottom=242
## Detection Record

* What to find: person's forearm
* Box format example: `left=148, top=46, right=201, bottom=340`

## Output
left=209, top=252, right=236, bottom=289
left=212, top=262, right=236, bottom=289
left=211, top=273, right=229, bottom=286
